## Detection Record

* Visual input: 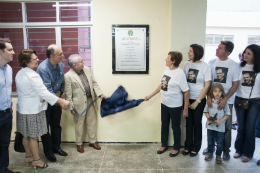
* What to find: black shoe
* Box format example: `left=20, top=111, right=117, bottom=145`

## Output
left=157, top=147, right=167, bottom=154
left=169, top=150, right=180, bottom=157
left=223, top=152, right=230, bottom=161
left=202, top=147, right=215, bottom=155
left=257, top=159, right=260, bottom=166
left=256, top=135, right=260, bottom=138
left=53, top=148, right=68, bottom=156
left=5, top=170, right=21, bottom=173
left=231, top=124, right=237, bottom=130
left=202, top=148, right=208, bottom=155
left=182, top=150, right=190, bottom=155
left=190, top=152, right=198, bottom=157
left=45, top=153, right=57, bottom=162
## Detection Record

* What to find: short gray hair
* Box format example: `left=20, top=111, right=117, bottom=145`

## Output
left=68, top=54, right=80, bottom=68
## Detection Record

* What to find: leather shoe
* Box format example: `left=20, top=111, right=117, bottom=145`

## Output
left=53, top=148, right=68, bottom=156
left=77, top=145, right=84, bottom=153
left=169, top=150, right=180, bottom=157
left=45, top=153, right=57, bottom=162
left=5, top=170, right=21, bottom=173
left=89, top=142, right=101, bottom=150
left=257, top=159, right=260, bottom=166
left=233, top=153, right=241, bottom=158
left=157, top=147, right=167, bottom=154
left=223, top=152, right=230, bottom=161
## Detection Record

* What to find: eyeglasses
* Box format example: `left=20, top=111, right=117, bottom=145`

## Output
left=31, top=57, right=39, bottom=60
left=75, top=60, right=84, bottom=64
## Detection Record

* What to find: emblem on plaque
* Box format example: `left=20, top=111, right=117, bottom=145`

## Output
left=128, top=30, right=133, bottom=36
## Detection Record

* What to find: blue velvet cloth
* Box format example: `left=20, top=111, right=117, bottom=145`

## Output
left=100, top=86, right=144, bottom=117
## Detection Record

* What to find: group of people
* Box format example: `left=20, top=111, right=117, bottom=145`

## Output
left=0, top=38, right=106, bottom=173
left=0, top=37, right=260, bottom=173
left=145, top=41, right=260, bottom=165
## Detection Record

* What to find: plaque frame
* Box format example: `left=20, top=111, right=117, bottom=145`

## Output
left=112, top=25, right=149, bottom=74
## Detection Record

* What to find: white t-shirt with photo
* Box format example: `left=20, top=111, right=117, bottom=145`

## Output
left=160, top=67, right=189, bottom=108
left=236, top=64, right=260, bottom=99
left=208, top=58, right=240, bottom=104
left=183, top=61, right=212, bottom=99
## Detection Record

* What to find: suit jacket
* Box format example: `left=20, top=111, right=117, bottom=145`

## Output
left=64, top=66, right=103, bottom=114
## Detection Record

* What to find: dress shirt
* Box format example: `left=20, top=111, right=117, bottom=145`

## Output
left=0, top=64, right=12, bottom=110
left=36, top=58, right=64, bottom=94
left=15, top=67, right=59, bottom=114
left=76, top=70, right=91, bottom=97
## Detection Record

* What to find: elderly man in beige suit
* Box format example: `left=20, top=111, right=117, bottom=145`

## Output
left=64, top=54, right=106, bottom=153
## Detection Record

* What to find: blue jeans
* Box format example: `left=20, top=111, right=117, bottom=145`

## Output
left=255, top=113, right=260, bottom=137
left=235, top=98, right=260, bottom=158
left=207, top=129, right=224, bottom=156
left=0, top=109, right=12, bottom=173
left=161, top=104, right=182, bottom=150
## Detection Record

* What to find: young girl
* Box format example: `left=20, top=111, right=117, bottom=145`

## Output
left=203, top=83, right=231, bottom=164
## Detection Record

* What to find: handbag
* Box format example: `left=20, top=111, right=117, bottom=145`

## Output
left=14, top=132, right=25, bottom=153
left=235, top=73, right=257, bottom=109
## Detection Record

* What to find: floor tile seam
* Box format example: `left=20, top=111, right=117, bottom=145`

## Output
left=220, top=165, right=228, bottom=173
left=98, top=144, right=107, bottom=173
left=157, top=151, right=164, bottom=173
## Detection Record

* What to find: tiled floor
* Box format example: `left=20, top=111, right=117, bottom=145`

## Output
left=8, top=117, right=260, bottom=173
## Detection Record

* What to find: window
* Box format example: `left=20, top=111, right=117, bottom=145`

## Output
left=248, top=36, right=260, bottom=45
left=0, top=1, right=92, bottom=92
left=205, top=34, right=234, bottom=45
left=0, top=2, right=22, bottom=23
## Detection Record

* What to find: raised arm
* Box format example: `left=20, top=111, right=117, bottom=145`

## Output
left=145, top=84, right=161, bottom=101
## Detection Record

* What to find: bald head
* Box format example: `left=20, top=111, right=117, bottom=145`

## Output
left=46, top=44, right=63, bottom=65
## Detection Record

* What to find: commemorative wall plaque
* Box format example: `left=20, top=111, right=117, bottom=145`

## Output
left=112, top=25, right=149, bottom=74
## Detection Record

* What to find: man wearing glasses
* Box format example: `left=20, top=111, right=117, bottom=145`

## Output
left=0, top=38, right=21, bottom=173
left=36, top=44, right=67, bottom=162
left=64, top=54, right=106, bottom=153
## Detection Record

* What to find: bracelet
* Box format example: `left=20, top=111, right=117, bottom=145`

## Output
left=196, top=99, right=201, bottom=103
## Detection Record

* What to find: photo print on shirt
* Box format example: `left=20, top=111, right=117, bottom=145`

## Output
left=187, top=68, right=199, bottom=83
left=161, top=75, right=171, bottom=91
left=241, top=71, right=256, bottom=87
left=214, top=67, right=228, bottom=83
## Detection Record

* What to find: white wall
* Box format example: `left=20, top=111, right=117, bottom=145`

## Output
left=11, top=0, right=208, bottom=144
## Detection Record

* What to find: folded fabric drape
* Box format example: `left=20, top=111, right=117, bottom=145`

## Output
left=100, top=86, right=144, bottom=117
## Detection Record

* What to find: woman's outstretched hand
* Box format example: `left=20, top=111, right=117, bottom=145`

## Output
left=145, top=96, right=151, bottom=101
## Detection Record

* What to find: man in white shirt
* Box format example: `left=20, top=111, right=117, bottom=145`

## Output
left=203, top=41, right=239, bottom=161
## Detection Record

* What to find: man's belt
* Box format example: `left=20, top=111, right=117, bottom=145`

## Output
left=0, top=108, right=10, bottom=113
left=252, top=97, right=260, bottom=100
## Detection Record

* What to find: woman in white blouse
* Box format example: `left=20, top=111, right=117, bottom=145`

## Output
left=183, top=44, right=211, bottom=156
left=233, top=44, right=260, bottom=163
left=145, top=51, right=189, bottom=157
left=15, top=49, right=70, bottom=170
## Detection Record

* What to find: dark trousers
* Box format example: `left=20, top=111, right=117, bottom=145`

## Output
left=223, top=104, right=233, bottom=153
left=161, top=104, right=182, bottom=150
left=184, top=98, right=206, bottom=152
left=41, top=104, right=62, bottom=155
left=0, top=109, right=12, bottom=173
left=207, top=129, right=224, bottom=156
left=255, top=113, right=260, bottom=137
left=235, top=99, right=260, bottom=158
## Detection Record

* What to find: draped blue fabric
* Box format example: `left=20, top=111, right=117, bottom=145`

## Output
left=100, top=86, right=144, bottom=117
